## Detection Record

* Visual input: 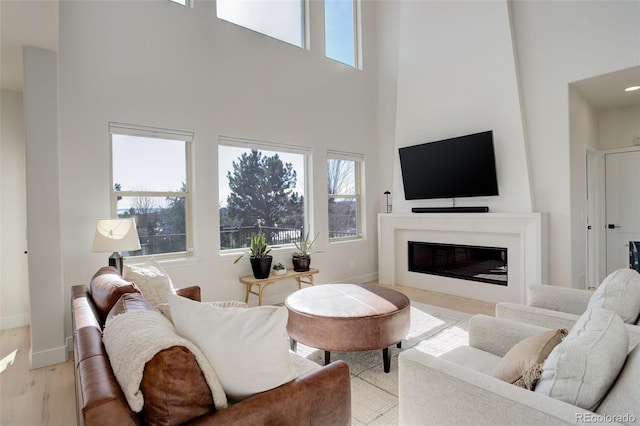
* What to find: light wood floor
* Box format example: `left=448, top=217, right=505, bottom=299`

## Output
left=0, top=284, right=494, bottom=425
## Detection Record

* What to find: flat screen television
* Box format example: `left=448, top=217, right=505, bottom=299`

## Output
left=399, top=130, right=499, bottom=200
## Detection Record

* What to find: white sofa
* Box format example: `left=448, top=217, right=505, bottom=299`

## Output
left=496, top=269, right=640, bottom=349
left=398, top=313, right=640, bottom=426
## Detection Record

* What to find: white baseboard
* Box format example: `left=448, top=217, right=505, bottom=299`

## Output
left=0, top=313, right=30, bottom=330
left=30, top=343, right=68, bottom=369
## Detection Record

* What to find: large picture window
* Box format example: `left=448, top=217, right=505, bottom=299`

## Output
left=110, top=122, right=193, bottom=258
left=218, top=138, right=309, bottom=251
left=327, top=150, right=363, bottom=240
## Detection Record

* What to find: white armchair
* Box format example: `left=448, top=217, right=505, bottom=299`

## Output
left=399, top=314, right=640, bottom=426
left=496, top=269, right=640, bottom=349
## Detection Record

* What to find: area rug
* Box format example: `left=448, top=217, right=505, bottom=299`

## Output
left=293, top=301, right=472, bottom=425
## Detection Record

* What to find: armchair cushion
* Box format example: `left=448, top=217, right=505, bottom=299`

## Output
left=492, top=328, right=567, bottom=388
left=535, top=308, right=628, bottom=411
left=587, top=268, right=640, bottom=324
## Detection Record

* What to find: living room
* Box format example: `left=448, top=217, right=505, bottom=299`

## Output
left=1, top=0, right=639, bottom=424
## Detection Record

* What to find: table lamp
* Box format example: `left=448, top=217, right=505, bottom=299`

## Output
left=91, top=218, right=141, bottom=275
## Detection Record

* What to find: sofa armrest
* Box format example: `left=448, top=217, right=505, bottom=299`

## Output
left=496, top=302, right=581, bottom=331
left=188, top=360, right=351, bottom=426
left=176, top=286, right=201, bottom=302
left=398, top=349, right=611, bottom=426
left=469, top=314, right=551, bottom=357
left=528, top=284, right=592, bottom=315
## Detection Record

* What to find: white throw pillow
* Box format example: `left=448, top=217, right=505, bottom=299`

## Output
left=588, top=268, right=640, bottom=324
left=535, top=308, right=628, bottom=411
left=123, top=259, right=176, bottom=309
left=168, top=293, right=296, bottom=401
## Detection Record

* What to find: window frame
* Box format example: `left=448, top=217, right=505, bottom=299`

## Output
left=218, top=136, right=312, bottom=254
left=109, top=122, right=194, bottom=259
left=327, top=149, right=364, bottom=242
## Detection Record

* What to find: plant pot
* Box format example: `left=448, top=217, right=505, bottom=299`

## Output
left=273, top=268, right=287, bottom=276
left=292, top=254, right=311, bottom=272
left=250, top=255, right=273, bottom=279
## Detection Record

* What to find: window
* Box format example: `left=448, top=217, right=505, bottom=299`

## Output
left=324, top=0, right=357, bottom=67
left=327, top=150, right=363, bottom=240
left=216, top=0, right=304, bottom=48
left=110, top=122, right=193, bottom=258
left=169, top=0, right=190, bottom=7
left=218, top=137, right=310, bottom=251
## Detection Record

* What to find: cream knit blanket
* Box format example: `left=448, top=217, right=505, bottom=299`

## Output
left=102, top=310, right=228, bottom=412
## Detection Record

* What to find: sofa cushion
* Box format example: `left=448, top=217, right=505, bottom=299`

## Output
left=123, top=259, right=176, bottom=311
left=168, top=293, right=297, bottom=401
left=588, top=268, right=640, bottom=323
left=492, top=328, right=567, bottom=388
left=90, top=266, right=140, bottom=324
left=535, top=308, right=628, bottom=410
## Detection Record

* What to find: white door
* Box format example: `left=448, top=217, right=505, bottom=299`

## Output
left=605, top=150, right=640, bottom=274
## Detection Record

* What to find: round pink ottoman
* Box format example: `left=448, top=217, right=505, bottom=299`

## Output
left=285, top=283, right=410, bottom=373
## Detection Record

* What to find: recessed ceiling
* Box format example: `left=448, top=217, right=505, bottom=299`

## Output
left=0, top=0, right=58, bottom=92
left=571, top=66, right=640, bottom=111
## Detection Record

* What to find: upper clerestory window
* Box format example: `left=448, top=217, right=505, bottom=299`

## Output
left=324, top=0, right=358, bottom=68
left=216, top=0, right=305, bottom=48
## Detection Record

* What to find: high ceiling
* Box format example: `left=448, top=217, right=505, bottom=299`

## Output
left=1, top=1, right=638, bottom=112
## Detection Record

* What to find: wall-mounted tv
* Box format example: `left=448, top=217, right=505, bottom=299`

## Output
left=399, top=130, right=499, bottom=200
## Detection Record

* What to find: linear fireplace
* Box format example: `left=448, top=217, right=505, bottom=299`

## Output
left=408, top=241, right=508, bottom=286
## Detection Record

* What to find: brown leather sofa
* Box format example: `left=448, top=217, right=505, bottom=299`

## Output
left=72, top=267, right=351, bottom=425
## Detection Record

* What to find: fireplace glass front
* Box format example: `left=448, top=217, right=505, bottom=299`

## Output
left=408, top=241, right=507, bottom=286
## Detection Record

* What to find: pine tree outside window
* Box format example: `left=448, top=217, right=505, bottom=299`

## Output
left=218, top=137, right=310, bottom=252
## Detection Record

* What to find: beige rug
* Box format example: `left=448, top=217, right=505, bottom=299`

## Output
left=293, top=301, right=472, bottom=425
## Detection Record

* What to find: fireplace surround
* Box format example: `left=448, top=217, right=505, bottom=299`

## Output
left=378, top=213, right=547, bottom=304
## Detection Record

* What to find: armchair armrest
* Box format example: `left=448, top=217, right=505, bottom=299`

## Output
left=528, top=284, right=592, bottom=315
left=176, top=286, right=201, bottom=302
left=469, top=314, right=551, bottom=357
left=398, top=349, right=612, bottom=425
left=496, top=302, right=580, bottom=331
left=189, top=361, right=351, bottom=426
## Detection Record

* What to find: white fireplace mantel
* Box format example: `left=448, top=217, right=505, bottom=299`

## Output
left=378, top=213, right=548, bottom=304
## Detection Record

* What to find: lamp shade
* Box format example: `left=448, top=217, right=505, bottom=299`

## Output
left=91, top=218, right=141, bottom=253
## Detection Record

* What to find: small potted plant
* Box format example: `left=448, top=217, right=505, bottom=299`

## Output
left=234, top=232, right=273, bottom=279
left=272, top=262, right=287, bottom=276
left=292, top=231, right=319, bottom=272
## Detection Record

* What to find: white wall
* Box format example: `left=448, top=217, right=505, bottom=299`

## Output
left=598, top=106, right=640, bottom=150
left=391, top=0, right=532, bottom=215
left=50, top=0, right=381, bottom=344
left=23, top=47, right=67, bottom=367
left=505, top=0, right=639, bottom=286
left=568, top=86, right=599, bottom=288
left=0, top=89, right=31, bottom=329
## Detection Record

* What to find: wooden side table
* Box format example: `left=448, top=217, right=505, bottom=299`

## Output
left=239, top=268, right=319, bottom=306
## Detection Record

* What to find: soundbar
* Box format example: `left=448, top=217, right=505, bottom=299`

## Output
left=411, top=206, right=489, bottom=213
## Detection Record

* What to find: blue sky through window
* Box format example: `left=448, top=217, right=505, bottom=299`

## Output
left=325, top=0, right=355, bottom=67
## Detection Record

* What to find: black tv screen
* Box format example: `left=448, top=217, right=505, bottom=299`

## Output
left=399, top=130, right=499, bottom=200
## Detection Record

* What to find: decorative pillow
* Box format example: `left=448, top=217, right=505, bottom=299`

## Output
left=168, top=293, right=297, bottom=401
left=158, top=300, right=248, bottom=323
left=123, top=259, right=176, bottom=309
left=535, top=308, right=628, bottom=410
left=90, top=266, right=141, bottom=324
left=492, top=328, right=567, bottom=389
left=588, top=268, right=640, bottom=324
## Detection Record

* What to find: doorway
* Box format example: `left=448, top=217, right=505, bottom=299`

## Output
left=605, top=149, right=640, bottom=274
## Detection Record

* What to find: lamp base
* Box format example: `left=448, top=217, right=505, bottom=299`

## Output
left=108, top=252, right=124, bottom=276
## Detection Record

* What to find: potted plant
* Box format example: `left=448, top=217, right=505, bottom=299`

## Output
left=272, top=262, right=287, bottom=276
left=292, top=231, right=319, bottom=272
left=234, top=232, right=273, bottom=279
